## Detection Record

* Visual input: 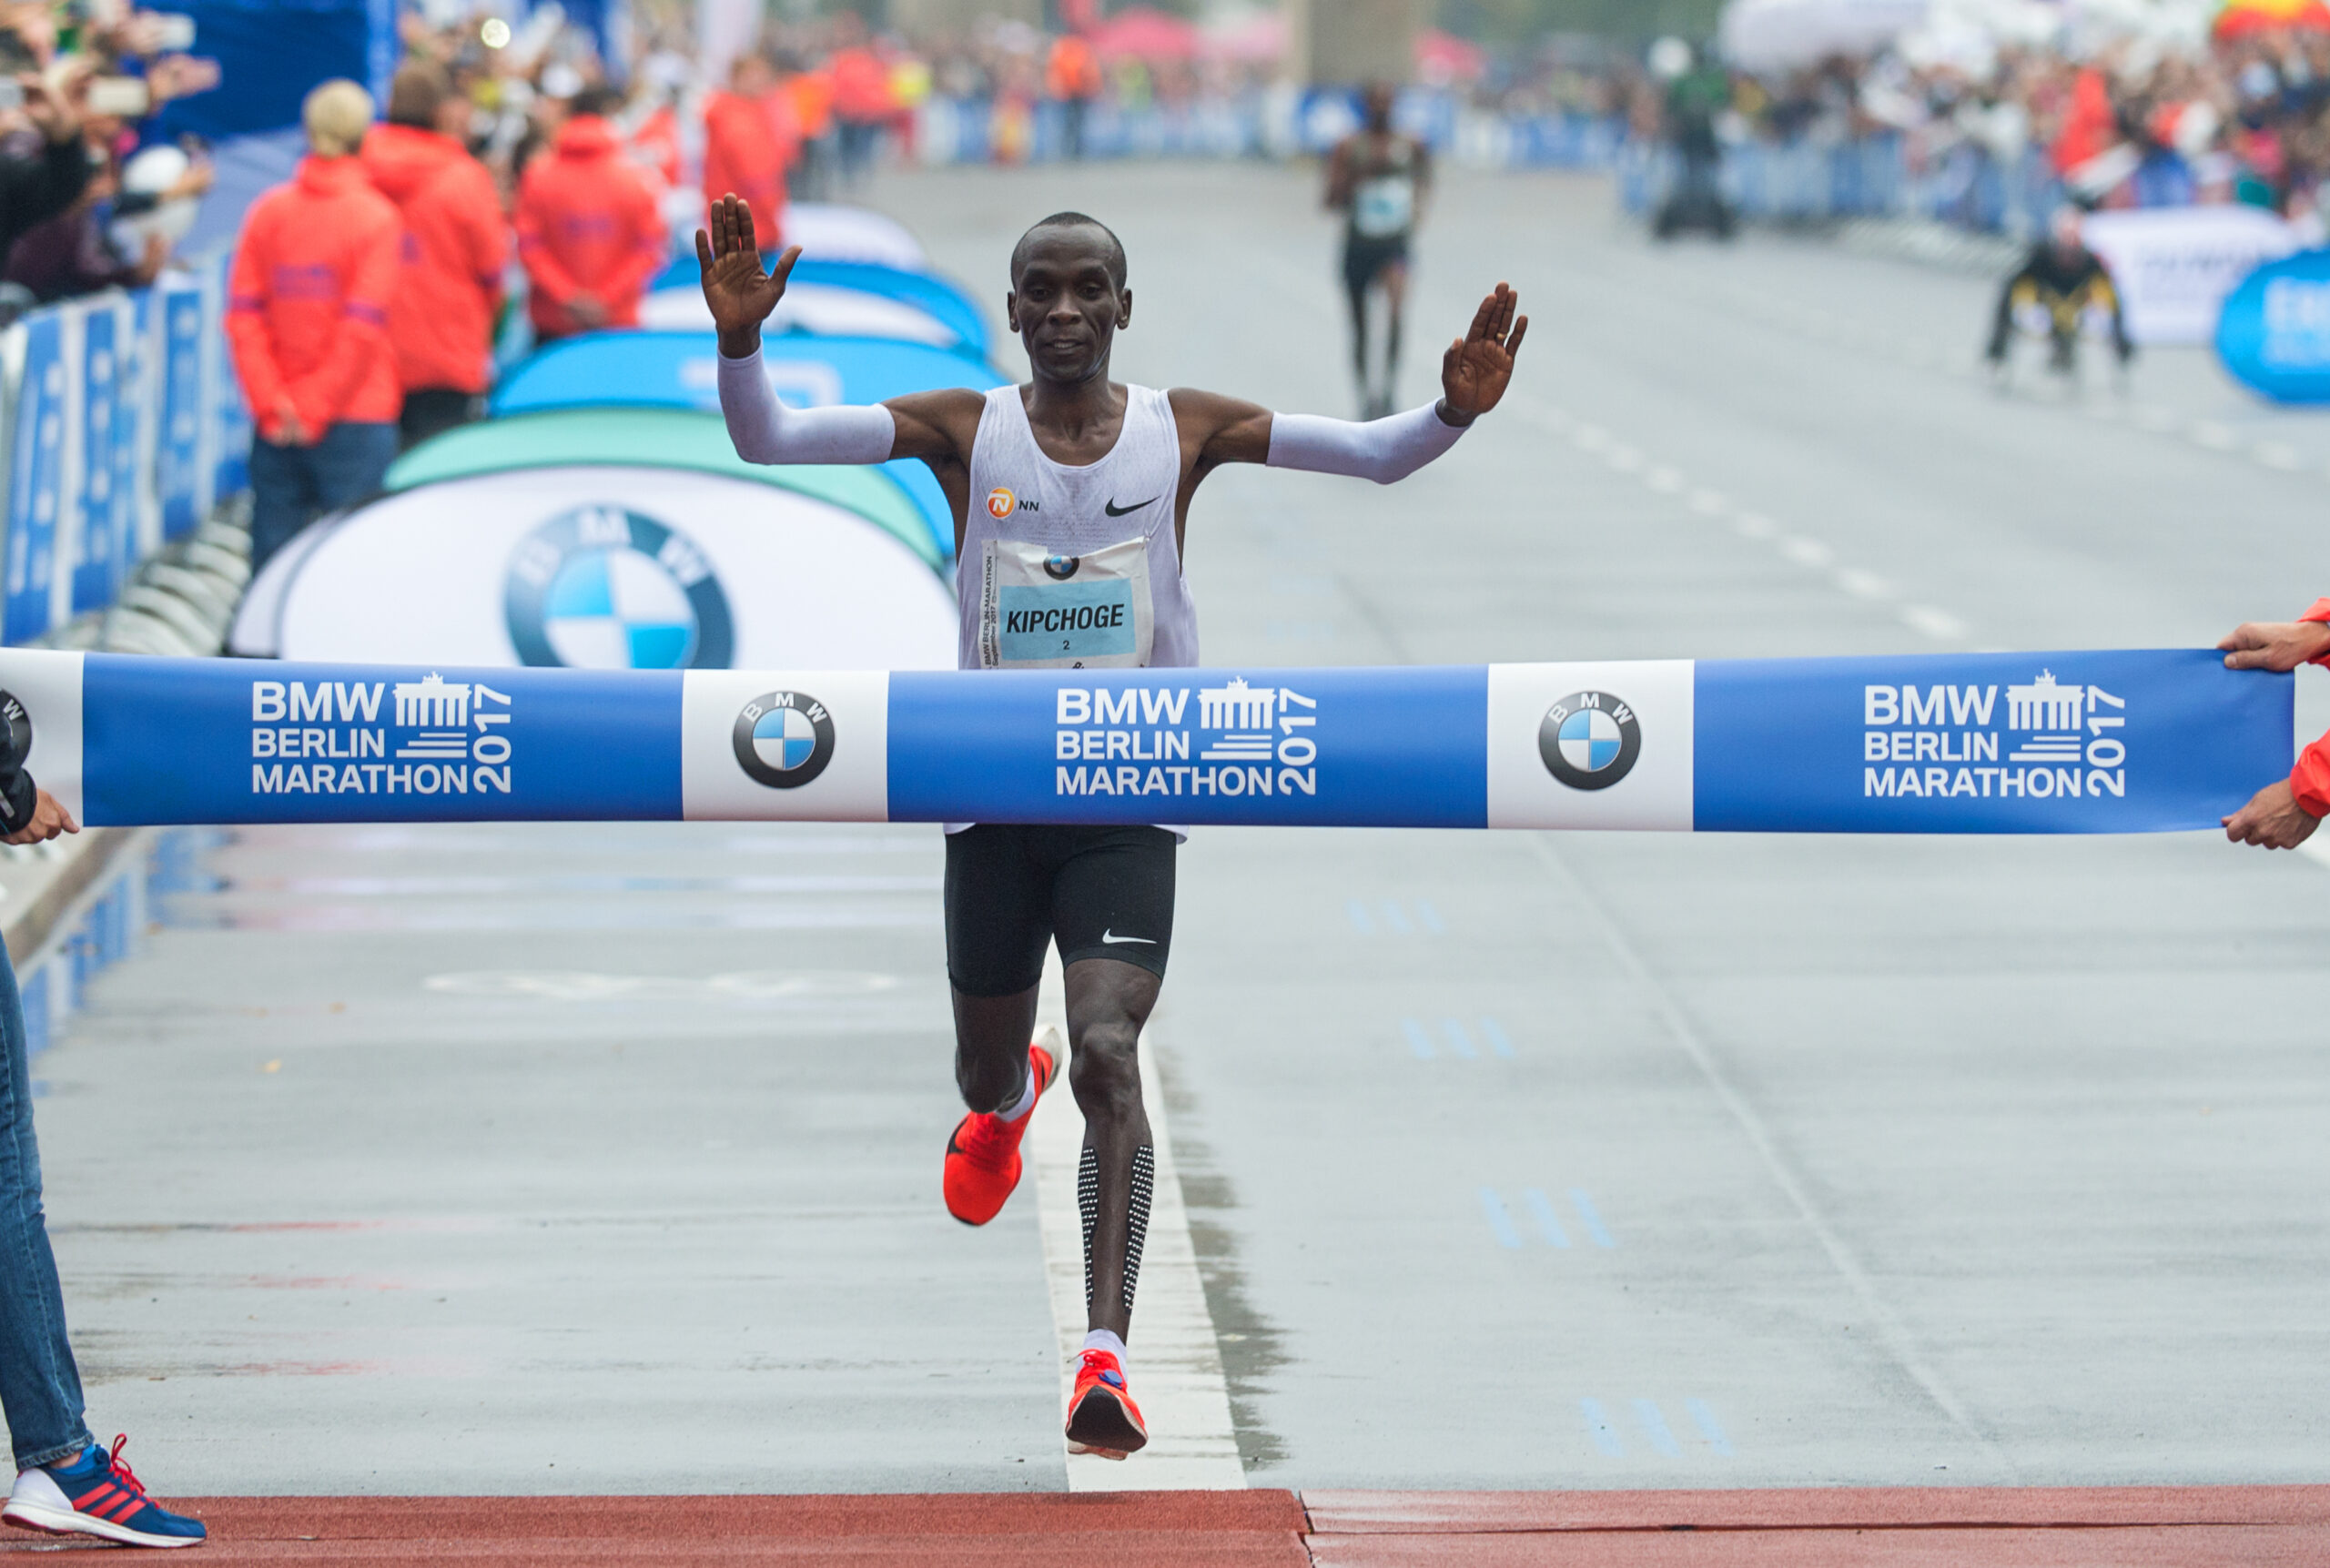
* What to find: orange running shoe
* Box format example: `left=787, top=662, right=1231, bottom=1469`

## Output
left=1065, top=1349, right=1148, bottom=1460
left=942, top=1037, right=1058, bottom=1226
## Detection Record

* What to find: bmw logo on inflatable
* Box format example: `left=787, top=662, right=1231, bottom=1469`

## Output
left=1538, top=691, right=1641, bottom=791
left=733, top=691, right=836, bottom=789
left=505, top=505, right=736, bottom=669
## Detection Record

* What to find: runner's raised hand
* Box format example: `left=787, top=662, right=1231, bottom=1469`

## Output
left=696, top=195, right=801, bottom=358
left=1439, top=283, right=1527, bottom=423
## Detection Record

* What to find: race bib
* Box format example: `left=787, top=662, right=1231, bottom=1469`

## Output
left=978, top=537, right=1154, bottom=670
left=1353, top=176, right=1414, bottom=238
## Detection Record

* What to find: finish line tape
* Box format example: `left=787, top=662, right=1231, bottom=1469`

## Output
left=0, top=648, right=2288, bottom=833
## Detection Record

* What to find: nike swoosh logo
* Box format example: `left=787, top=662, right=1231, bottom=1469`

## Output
left=1103, top=496, right=1157, bottom=518
left=1099, top=930, right=1156, bottom=946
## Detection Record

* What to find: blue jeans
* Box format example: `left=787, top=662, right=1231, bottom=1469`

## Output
left=0, top=950, right=89, bottom=1470
left=248, top=421, right=398, bottom=574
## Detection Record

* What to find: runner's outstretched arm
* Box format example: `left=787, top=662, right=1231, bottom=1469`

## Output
left=1171, top=283, right=1526, bottom=488
left=701, top=195, right=978, bottom=469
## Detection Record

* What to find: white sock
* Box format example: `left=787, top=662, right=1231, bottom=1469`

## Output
left=1082, top=1329, right=1128, bottom=1373
left=997, top=1060, right=1039, bottom=1122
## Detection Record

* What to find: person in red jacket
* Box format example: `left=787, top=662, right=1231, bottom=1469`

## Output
left=227, top=79, right=401, bottom=571
left=828, top=24, right=895, bottom=188
left=362, top=61, right=509, bottom=450
left=701, top=53, right=794, bottom=245
left=516, top=85, right=665, bottom=346
left=2221, top=601, right=2330, bottom=850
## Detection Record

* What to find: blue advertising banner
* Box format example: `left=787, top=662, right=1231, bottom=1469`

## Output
left=887, top=665, right=1490, bottom=828
left=2, top=650, right=2289, bottom=832
left=5, top=312, right=67, bottom=645
left=1692, top=650, right=2289, bottom=833
left=2215, top=248, right=2330, bottom=403
left=78, top=656, right=685, bottom=824
left=71, top=305, right=124, bottom=614
left=156, top=284, right=207, bottom=540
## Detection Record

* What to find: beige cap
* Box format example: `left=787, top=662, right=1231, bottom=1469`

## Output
left=302, top=78, right=374, bottom=158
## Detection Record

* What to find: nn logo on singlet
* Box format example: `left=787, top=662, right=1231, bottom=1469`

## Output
left=986, top=487, right=1040, bottom=520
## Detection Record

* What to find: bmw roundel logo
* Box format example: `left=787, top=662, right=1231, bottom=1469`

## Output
left=506, top=505, right=734, bottom=670
left=1538, top=691, right=1640, bottom=791
left=733, top=691, right=836, bottom=789
left=1042, top=554, right=1080, bottom=581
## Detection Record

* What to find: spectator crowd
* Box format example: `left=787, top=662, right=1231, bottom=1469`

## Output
left=0, top=0, right=218, bottom=319
left=1668, top=15, right=2330, bottom=235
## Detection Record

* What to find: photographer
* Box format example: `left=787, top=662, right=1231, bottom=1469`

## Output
left=0, top=56, right=93, bottom=260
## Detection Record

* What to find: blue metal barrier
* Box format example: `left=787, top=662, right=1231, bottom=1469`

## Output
left=0, top=251, right=249, bottom=646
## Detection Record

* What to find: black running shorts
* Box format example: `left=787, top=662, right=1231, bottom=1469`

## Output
left=1342, top=233, right=1410, bottom=295
left=944, top=824, right=1177, bottom=997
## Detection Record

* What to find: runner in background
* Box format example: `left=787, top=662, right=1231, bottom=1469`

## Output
left=227, top=80, right=400, bottom=572
left=516, top=84, right=665, bottom=347
left=2219, top=601, right=2330, bottom=850
left=362, top=62, right=508, bottom=450
left=1324, top=81, right=1430, bottom=419
left=1047, top=33, right=1103, bottom=161
left=703, top=52, right=795, bottom=246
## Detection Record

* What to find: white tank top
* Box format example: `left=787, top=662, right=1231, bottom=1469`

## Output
left=958, top=383, right=1198, bottom=673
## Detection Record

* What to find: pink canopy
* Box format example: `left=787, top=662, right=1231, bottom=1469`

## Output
left=1200, top=11, right=1286, bottom=63
left=1088, top=6, right=1202, bottom=61
left=1414, top=27, right=1486, bottom=85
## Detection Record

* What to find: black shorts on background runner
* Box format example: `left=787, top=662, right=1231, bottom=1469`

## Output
left=1342, top=233, right=1410, bottom=295
left=945, top=824, right=1176, bottom=996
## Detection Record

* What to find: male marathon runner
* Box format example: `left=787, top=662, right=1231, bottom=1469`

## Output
left=1324, top=82, right=1431, bottom=419
left=699, top=195, right=1523, bottom=1459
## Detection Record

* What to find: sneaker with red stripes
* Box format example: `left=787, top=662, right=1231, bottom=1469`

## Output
left=943, top=1036, right=1058, bottom=1226
left=1065, top=1348, right=1148, bottom=1460
left=4, top=1434, right=206, bottom=1548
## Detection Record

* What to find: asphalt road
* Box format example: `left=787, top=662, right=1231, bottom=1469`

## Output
left=28, top=162, right=2330, bottom=1496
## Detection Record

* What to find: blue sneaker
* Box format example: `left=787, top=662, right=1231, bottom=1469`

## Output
left=4, top=1434, right=206, bottom=1548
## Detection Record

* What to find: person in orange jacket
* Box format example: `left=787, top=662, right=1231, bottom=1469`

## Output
left=226, top=79, right=402, bottom=571
left=1046, top=35, right=1102, bottom=160
left=361, top=61, right=508, bottom=450
left=827, top=16, right=894, bottom=187
left=785, top=53, right=836, bottom=201
left=2221, top=601, right=2330, bottom=850
left=702, top=53, right=795, bottom=246
left=515, top=85, right=666, bottom=345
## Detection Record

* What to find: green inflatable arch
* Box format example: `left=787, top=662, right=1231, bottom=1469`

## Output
left=385, top=407, right=942, bottom=570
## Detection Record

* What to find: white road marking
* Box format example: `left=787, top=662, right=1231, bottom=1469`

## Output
left=1028, top=961, right=1243, bottom=1491
left=1517, top=398, right=1974, bottom=641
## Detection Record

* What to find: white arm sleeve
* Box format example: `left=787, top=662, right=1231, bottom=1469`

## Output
left=1264, top=402, right=1467, bottom=485
left=718, top=346, right=897, bottom=465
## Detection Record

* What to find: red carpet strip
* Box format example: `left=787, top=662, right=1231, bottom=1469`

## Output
left=0, top=1485, right=2320, bottom=1563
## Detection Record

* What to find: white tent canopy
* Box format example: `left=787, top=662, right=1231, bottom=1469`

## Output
left=1720, top=0, right=2216, bottom=73
left=1719, top=0, right=1933, bottom=72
